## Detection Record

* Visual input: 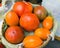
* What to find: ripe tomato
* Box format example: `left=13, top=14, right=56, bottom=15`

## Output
left=23, top=35, right=43, bottom=48
left=5, top=26, right=24, bottom=44
left=34, top=6, right=47, bottom=21
left=13, top=2, right=25, bottom=16
left=20, top=13, right=40, bottom=31
left=23, top=2, right=33, bottom=13
left=5, top=11, right=19, bottom=26
left=34, top=28, right=50, bottom=40
left=0, top=3, right=2, bottom=7
left=42, top=16, right=53, bottom=30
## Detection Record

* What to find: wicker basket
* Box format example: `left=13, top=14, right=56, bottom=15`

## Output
left=0, top=0, right=57, bottom=48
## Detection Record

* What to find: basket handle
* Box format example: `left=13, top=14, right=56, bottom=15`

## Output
left=50, top=20, right=58, bottom=41
left=0, top=20, right=4, bottom=42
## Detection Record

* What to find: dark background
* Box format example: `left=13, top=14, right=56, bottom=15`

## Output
left=44, top=39, right=60, bottom=48
left=25, top=0, right=42, bottom=4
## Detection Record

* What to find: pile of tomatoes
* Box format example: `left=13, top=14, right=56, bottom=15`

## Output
left=3, top=1, right=54, bottom=48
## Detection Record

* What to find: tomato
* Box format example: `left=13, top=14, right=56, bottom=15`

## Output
left=23, top=2, right=33, bottom=13
left=43, top=16, right=53, bottom=30
left=5, top=26, right=24, bottom=44
left=13, top=2, right=25, bottom=16
left=34, top=28, right=50, bottom=40
left=23, top=35, right=43, bottom=48
left=0, top=3, right=2, bottom=7
left=5, top=11, right=19, bottom=26
left=20, top=13, right=40, bottom=31
left=34, top=6, right=47, bottom=21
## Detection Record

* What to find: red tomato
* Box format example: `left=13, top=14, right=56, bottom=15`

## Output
left=13, top=2, right=25, bottom=17
left=5, top=26, right=24, bottom=44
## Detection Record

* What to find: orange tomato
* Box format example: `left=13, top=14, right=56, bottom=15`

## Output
left=13, top=2, right=25, bottom=16
left=42, top=16, right=53, bottom=30
left=34, top=28, right=50, bottom=40
left=5, top=11, right=19, bottom=26
left=0, top=3, right=2, bottom=6
left=5, top=26, right=24, bottom=44
left=23, top=2, right=33, bottom=13
left=23, top=35, right=43, bottom=48
left=20, top=13, right=40, bottom=31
